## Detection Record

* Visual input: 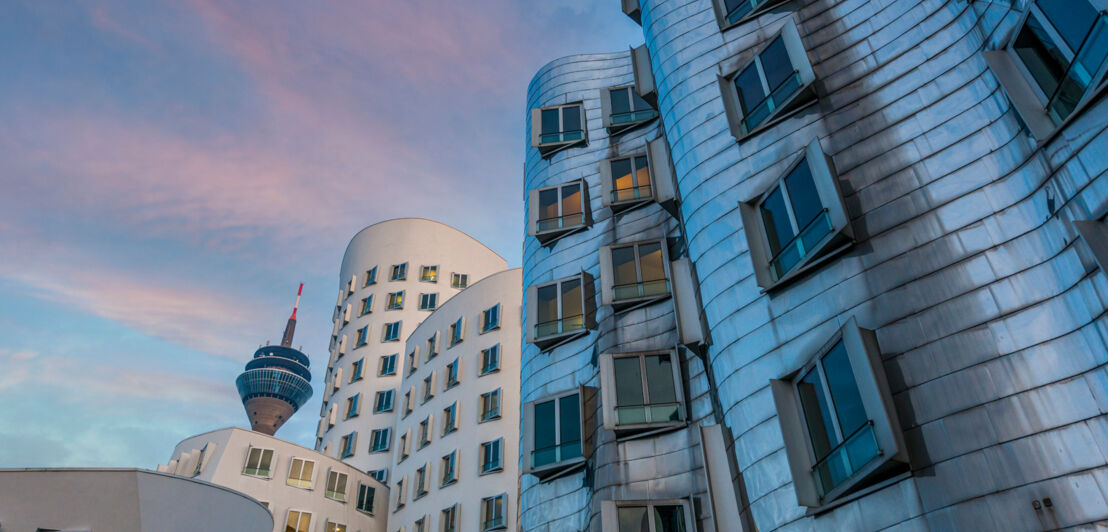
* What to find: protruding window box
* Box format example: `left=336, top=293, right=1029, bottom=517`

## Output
left=528, top=180, right=592, bottom=245
left=630, top=44, right=657, bottom=106
left=1075, top=219, right=1108, bottom=272
left=526, top=273, right=597, bottom=351
left=739, top=138, right=852, bottom=291
left=985, top=1, right=1108, bottom=142
left=599, top=240, right=671, bottom=313
left=622, top=0, right=641, bottom=24
left=600, top=137, right=678, bottom=216
left=771, top=317, right=907, bottom=508
left=713, top=0, right=793, bottom=31
left=531, top=103, right=587, bottom=158
left=718, top=19, right=816, bottom=140
left=599, top=350, right=686, bottom=438
left=601, top=85, right=658, bottom=136
left=522, top=387, right=594, bottom=481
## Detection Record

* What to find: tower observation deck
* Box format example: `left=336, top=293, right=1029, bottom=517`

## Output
left=235, top=284, right=313, bottom=436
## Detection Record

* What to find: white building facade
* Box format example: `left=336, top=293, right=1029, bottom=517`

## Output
left=389, top=268, right=522, bottom=532
left=161, top=427, right=389, bottom=532
left=0, top=468, right=273, bottom=532
left=318, top=218, right=508, bottom=484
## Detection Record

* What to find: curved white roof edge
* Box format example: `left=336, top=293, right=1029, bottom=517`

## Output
left=342, top=218, right=507, bottom=265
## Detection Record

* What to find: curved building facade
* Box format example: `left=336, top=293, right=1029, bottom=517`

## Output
left=603, top=0, right=1108, bottom=530
left=390, top=268, right=522, bottom=532
left=520, top=51, right=733, bottom=532
left=317, top=218, right=508, bottom=482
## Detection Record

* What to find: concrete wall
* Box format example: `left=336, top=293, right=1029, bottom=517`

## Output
left=631, top=0, right=1108, bottom=530
left=0, top=468, right=271, bottom=532
left=390, top=268, right=522, bottom=532
left=162, top=427, right=388, bottom=532
left=320, top=218, right=508, bottom=479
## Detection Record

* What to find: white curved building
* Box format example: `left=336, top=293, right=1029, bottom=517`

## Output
left=161, top=427, right=389, bottom=532
left=318, top=218, right=508, bottom=483
left=390, top=268, right=522, bottom=532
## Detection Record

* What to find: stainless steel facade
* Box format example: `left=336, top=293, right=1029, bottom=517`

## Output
left=524, top=0, right=1108, bottom=530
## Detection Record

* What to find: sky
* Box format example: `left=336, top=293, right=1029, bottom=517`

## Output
left=0, top=1, right=643, bottom=468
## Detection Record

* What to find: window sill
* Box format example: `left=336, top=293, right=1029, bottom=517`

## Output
left=537, top=138, right=587, bottom=159
left=528, top=457, right=587, bottom=482
left=414, top=491, right=428, bottom=501
left=758, top=240, right=852, bottom=294
left=479, top=368, right=501, bottom=377
left=611, top=292, right=672, bottom=314
left=370, top=449, right=390, bottom=454
left=982, top=50, right=1056, bottom=142
left=533, top=329, right=589, bottom=352
left=609, top=196, right=655, bottom=215
left=479, top=414, right=502, bottom=424
left=441, top=479, right=458, bottom=488
left=479, top=466, right=504, bottom=477
left=604, top=114, right=657, bottom=136
left=535, top=224, right=589, bottom=247
left=805, top=470, right=912, bottom=517
left=241, top=473, right=273, bottom=480
left=735, top=88, right=818, bottom=143
left=612, top=420, right=687, bottom=441
left=480, top=325, right=500, bottom=335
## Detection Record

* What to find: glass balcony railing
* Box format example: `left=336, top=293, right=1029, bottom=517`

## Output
left=535, top=314, right=585, bottom=339
left=1047, top=13, right=1108, bottom=124
left=615, top=402, right=683, bottom=425
left=612, top=278, right=670, bottom=302
left=610, top=184, right=653, bottom=204
left=768, top=209, right=832, bottom=281
left=812, top=421, right=879, bottom=497
left=540, top=129, right=585, bottom=145
left=742, top=71, right=801, bottom=132
left=611, top=108, right=658, bottom=125
left=532, top=440, right=582, bottom=468
left=537, top=212, right=585, bottom=233
left=482, top=516, right=506, bottom=531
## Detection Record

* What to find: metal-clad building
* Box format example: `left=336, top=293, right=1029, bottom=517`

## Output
left=523, top=0, right=1108, bottom=530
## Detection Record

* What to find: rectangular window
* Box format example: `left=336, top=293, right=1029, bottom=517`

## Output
left=390, top=263, right=408, bottom=281
left=285, top=510, right=312, bottom=532
left=716, top=0, right=789, bottom=28
left=1009, top=0, right=1108, bottom=124
left=535, top=103, right=585, bottom=147
left=345, top=394, right=361, bottom=419
left=286, top=458, right=315, bottom=489
left=738, top=139, right=850, bottom=289
left=351, top=358, right=365, bottom=381
left=770, top=317, right=907, bottom=507
left=413, top=516, right=425, bottom=532
left=357, top=483, right=376, bottom=514
left=441, top=450, right=458, bottom=486
left=415, top=465, right=428, bottom=498
left=395, top=477, right=406, bottom=510
left=387, top=291, right=404, bottom=310
left=364, top=266, right=378, bottom=287
left=325, top=522, right=347, bottom=532
left=374, top=390, right=394, bottom=413
left=426, top=333, right=440, bottom=361
left=404, top=389, right=414, bottom=417
left=533, top=276, right=587, bottom=341
left=379, top=354, right=398, bottom=376
left=606, top=241, right=669, bottom=305
left=355, top=325, right=369, bottom=347
left=422, top=374, right=435, bottom=404
left=369, top=469, right=387, bottom=483
left=480, top=439, right=503, bottom=474
left=608, top=155, right=652, bottom=205
left=242, top=447, right=274, bottom=478
left=480, top=344, right=501, bottom=375
left=382, top=321, right=401, bottom=342
left=479, top=388, right=501, bottom=422
left=360, top=295, right=373, bottom=315
left=602, top=501, right=690, bottom=532
left=370, top=428, right=391, bottom=452
left=528, top=392, right=583, bottom=473
left=451, top=273, right=469, bottom=289
left=481, top=304, right=500, bottom=333
left=718, top=20, right=816, bottom=139
left=326, top=470, right=349, bottom=501
left=605, top=86, right=657, bottom=127
left=340, top=432, right=355, bottom=459
left=601, top=351, right=684, bottom=431
left=445, top=359, right=460, bottom=390
left=420, top=265, right=438, bottom=282
left=481, top=494, right=507, bottom=531
left=533, top=181, right=587, bottom=239
left=418, top=416, right=432, bottom=448
left=419, top=293, right=438, bottom=310
left=409, top=349, right=420, bottom=372
left=398, top=431, right=410, bottom=462
left=442, top=402, right=458, bottom=436
left=449, top=317, right=465, bottom=346
left=442, top=504, right=459, bottom=532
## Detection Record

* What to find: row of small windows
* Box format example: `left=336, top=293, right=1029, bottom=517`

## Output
left=398, top=494, right=507, bottom=532
left=395, top=438, right=504, bottom=484
left=530, top=85, right=658, bottom=160
left=238, top=449, right=378, bottom=515
left=355, top=291, right=440, bottom=318
left=351, top=264, right=469, bottom=289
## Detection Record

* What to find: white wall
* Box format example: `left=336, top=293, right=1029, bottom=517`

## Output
left=391, top=268, right=522, bottom=532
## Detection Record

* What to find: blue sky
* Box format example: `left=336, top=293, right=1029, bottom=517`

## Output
left=0, top=0, right=642, bottom=468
